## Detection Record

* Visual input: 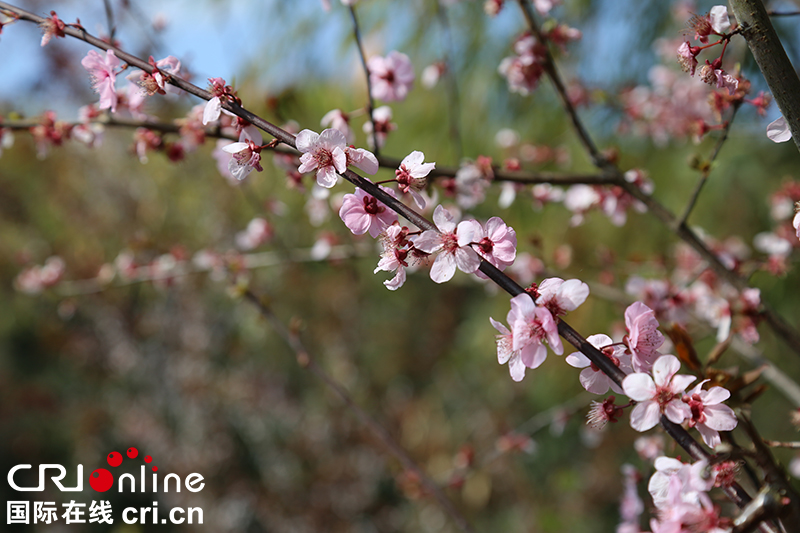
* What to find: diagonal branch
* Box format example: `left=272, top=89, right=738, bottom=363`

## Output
left=512, top=0, right=800, bottom=359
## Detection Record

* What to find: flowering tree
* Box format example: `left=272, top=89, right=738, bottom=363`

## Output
left=3, top=0, right=800, bottom=531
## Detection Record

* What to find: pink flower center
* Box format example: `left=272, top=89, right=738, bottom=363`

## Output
left=395, top=248, right=408, bottom=267
left=590, top=346, right=620, bottom=372
left=684, top=393, right=705, bottom=425
left=441, top=232, right=459, bottom=254
left=655, top=385, right=679, bottom=411
left=314, top=148, right=333, bottom=169
left=478, top=237, right=494, bottom=254
left=395, top=166, right=412, bottom=192
left=362, top=195, right=384, bottom=215
left=381, top=70, right=396, bottom=84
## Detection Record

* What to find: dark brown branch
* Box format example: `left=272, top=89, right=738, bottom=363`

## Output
left=730, top=0, right=800, bottom=152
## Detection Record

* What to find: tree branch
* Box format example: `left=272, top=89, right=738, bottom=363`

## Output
left=730, top=0, right=800, bottom=152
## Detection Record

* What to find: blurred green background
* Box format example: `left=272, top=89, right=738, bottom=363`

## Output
left=2, top=0, right=800, bottom=531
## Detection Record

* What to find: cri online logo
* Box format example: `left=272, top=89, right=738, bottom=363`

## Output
left=90, top=447, right=156, bottom=492
left=8, top=447, right=204, bottom=493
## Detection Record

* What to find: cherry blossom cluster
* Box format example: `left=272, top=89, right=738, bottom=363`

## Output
left=625, top=456, right=739, bottom=533
left=588, top=317, right=737, bottom=447
left=491, top=278, right=589, bottom=381
left=14, top=256, right=66, bottom=294
left=624, top=235, right=766, bottom=346
left=677, top=6, right=738, bottom=95
left=498, top=22, right=580, bottom=97
left=752, top=180, right=800, bottom=273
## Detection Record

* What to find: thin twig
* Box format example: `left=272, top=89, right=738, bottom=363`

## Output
left=515, top=0, right=607, bottom=170
left=763, top=440, right=800, bottom=449
left=103, top=0, right=116, bottom=42
left=242, top=289, right=476, bottom=533
left=679, top=105, right=740, bottom=225
left=767, top=10, right=800, bottom=17
left=435, top=0, right=464, bottom=161
left=348, top=5, right=380, bottom=155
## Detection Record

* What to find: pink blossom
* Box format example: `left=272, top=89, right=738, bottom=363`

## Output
left=618, top=465, right=644, bottom=532
left=222, top=139, right=263, bottom=181
left=413, top=205, right=480, bottom=283
left=367, top=51, right=415, bottom=102
left=452, top=163, right=490, bottom=209
left=459, top=217, right=517, bottom=274
left=509, top=292, right=562, bottom=369
left=622, top=355, right=695, bottom=432
left=14, top=256, right=66, bottom=294
left=490, top=317, right=526, bottom=381
left=682, top=381, right=737, bottom=448
left=498, top=34, right=545, bottom=96
left=219, top=125, right=263, bottom=182
left=362, top=106, right=396, bottom=149
left=127, top=55, right=182, bottom=97
left=535, top=277, right=589, bottom=317
left=623, top=301, right=664, bottom=373
left=767, top=116, right=792, bottom=143
left=81, top=49, right=121, bottom=113
left=339, top=187, right=398, bottom=238
left=39, top=11, right=66, bottom=46
left=321, top=109, right=354, bottom=144
left=709, top=5, right=730, bottom=34
left=677, top=42, right=698, bottom=75
left=566, top=334, right=630, bottom=395
left=345, top=145, right=379, bottom=175
left=374, top=224, right=410, bottom=290
left=563, top=184, right=600, bottom=226
left=236, top=218, right=273, bottom=250
left=714, top=69, right=738, bottom=95
left=202, top=77, right=229, bottom=125
left=296, top=128, right=348, bottom=188
left=648, top=457, right=714, bottom=510
left=421, top=62, right=445, bottom=88
left=395, top=151, right=435, bottom=209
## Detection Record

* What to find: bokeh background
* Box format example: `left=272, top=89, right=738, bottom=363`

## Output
left=2, top=0, right=800, bottom=531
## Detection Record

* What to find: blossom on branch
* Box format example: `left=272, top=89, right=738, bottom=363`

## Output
left=39, top=11, right=66, bottom=46
left=622, top=355, right=695, bottom=432
left=321, top=109, right=354, bottom=144
left=566, top=334, right=630, bottom=395
left=459, top=217, right=517, bottom=274
left=490, top=316, right=526, bottom=381
left=682, top=381, right=737, bottom=448
left=535, top=277, right=589, bottom=317
left=127, top=55, right=182, bottom=97
left=395, top=151, right=435, bottom=209
left=623, top=301, right=664, bottom=373
left=508, top=292, right=562, bottom=370
left=367, top=51, right=415, bottom=102
left=362, top=106, right=396, bottom=149
left=339, top=187, right=398, bottom=238
left=81, top=49, right=122, bottom=113
left=296, top=128, right=348, bottom=188
left=375, top=224, right=411, bottom=290
left=414, top=205, right=480, bottom=283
